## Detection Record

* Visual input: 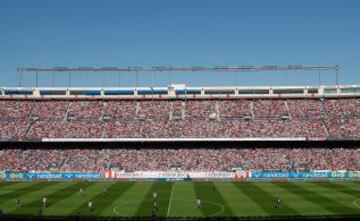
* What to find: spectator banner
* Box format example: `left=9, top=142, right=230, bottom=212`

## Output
left=2, top=172, right=102, bottom=181
left=114, top=171, right=357, bottom=180
left=1, top=171, right=360, bottom=181
left=250, top=171, right=359, bottom=179
left=348, top=171, right=360, bottom=178
left=115, top=171, right=236, bottom=179
left=0, top=171, right=6, bottom=180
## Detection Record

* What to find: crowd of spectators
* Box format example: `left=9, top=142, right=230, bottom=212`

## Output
left=325, top=98, right=360, bottom=118
left=328, top=118, right=360, bottom=139
left=103, top=101, right=136, bottom=119
left=185, top=100, right=217, bottom=118
left=31, top=101, right=68, bottom=120
left=138, top=101, right=170, bottom=119
left=0, top=98, right=359, bottom=140
left=253, top=100, right=288, bottom=119
left=219, top=100, right=252, bottom=118
left=0, top=148, right=359, bottom=172
left=0, top=120, right=29, bottom=141
left=289, top=119, right=327, bottom=138
left=26, top=120, right=68, bottom=139
left=287, top=100, right=323, bottom=119
left=67, top=101, right=103, bottom=120
left=0, top=101, right=33, bottom=120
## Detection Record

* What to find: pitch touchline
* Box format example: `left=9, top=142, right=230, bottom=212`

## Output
left=167, top=183, right=175, bottom=217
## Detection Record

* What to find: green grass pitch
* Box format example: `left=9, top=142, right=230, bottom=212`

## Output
left=0, top=181, right=360, bottom=218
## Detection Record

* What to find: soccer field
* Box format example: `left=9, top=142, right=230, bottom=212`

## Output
left=0, top=181, right=360, bottom=219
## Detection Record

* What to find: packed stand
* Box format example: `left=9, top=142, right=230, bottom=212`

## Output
left=0, top=98, right=360, bottom=140
left=253, top=100, right=288, bottom=119
left=0, top=148, right=359, bottom=172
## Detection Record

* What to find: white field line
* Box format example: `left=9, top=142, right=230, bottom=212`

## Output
left=167, top=184, right=175, bottom=217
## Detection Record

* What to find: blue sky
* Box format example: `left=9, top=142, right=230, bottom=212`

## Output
left=0, top=0, right=359, bottom=87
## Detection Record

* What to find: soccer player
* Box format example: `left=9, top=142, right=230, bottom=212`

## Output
left=153, top=191, right=157, bottom=201
left=42, top=196, right=48, bottom=208
left=153, top=191, right=158, bottom=213
left=16, top=198, right=21, bottom=208
left=275, top=198, right=281, bottom=208
left=153, top=200, right=158, bottom=213
left=196, top=197, right=201, bottom=208
left=152, top=206, right=157, bottom=220
left=88, top=200, right=93, bottom=211
left=103, top=187, right=107, bottom=195
left=79, top=188, right=83, bottom=196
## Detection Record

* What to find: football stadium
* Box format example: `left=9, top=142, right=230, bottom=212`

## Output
left=0, top=65, right=360, bottom=221
left=1, top=1, right=360, bottom=221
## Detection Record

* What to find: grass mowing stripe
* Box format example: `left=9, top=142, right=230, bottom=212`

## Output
left=314, top=182, right=360, bottom=197
left=234, top=182, right=299, bottom=216
left=104, top=182, right=152, bottom=216
left=347, top=182, right=360, bottom=191
left=193, top=182, right=234, bottom=217
left=168, top=182, right=202, bottom=217
left=0, top=182, right=53, bottom=202
left=274, top=182, right=359, bottom=214
left=75, top=182, right=135, bottom=216
left=0, top=182, right=38, bottom=191
left=134, top=182, right=173, bottom=217
left=11, top=182, right=85, bottom=215
left=44, top=181, right=97, bottom=215
left=0, top=182, right=21, bottom=188
left=0, top=190, right=13, bottom=196
left=264, top=182, right=330, bottom=215
left=214, top=182, right=266, bottom=216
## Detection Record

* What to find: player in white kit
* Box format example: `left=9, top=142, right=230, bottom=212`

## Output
left=42, top=196, right=48, bottom=208
left=88, top=200, right=93, bottom=211
left=196, top=197, right=201, bottom=208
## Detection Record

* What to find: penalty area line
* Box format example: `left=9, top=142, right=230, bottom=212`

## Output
left=167, top=184, right=175, bottom=217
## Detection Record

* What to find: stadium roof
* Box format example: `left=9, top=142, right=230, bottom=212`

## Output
left=17, top=65, right=340, bottom=73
